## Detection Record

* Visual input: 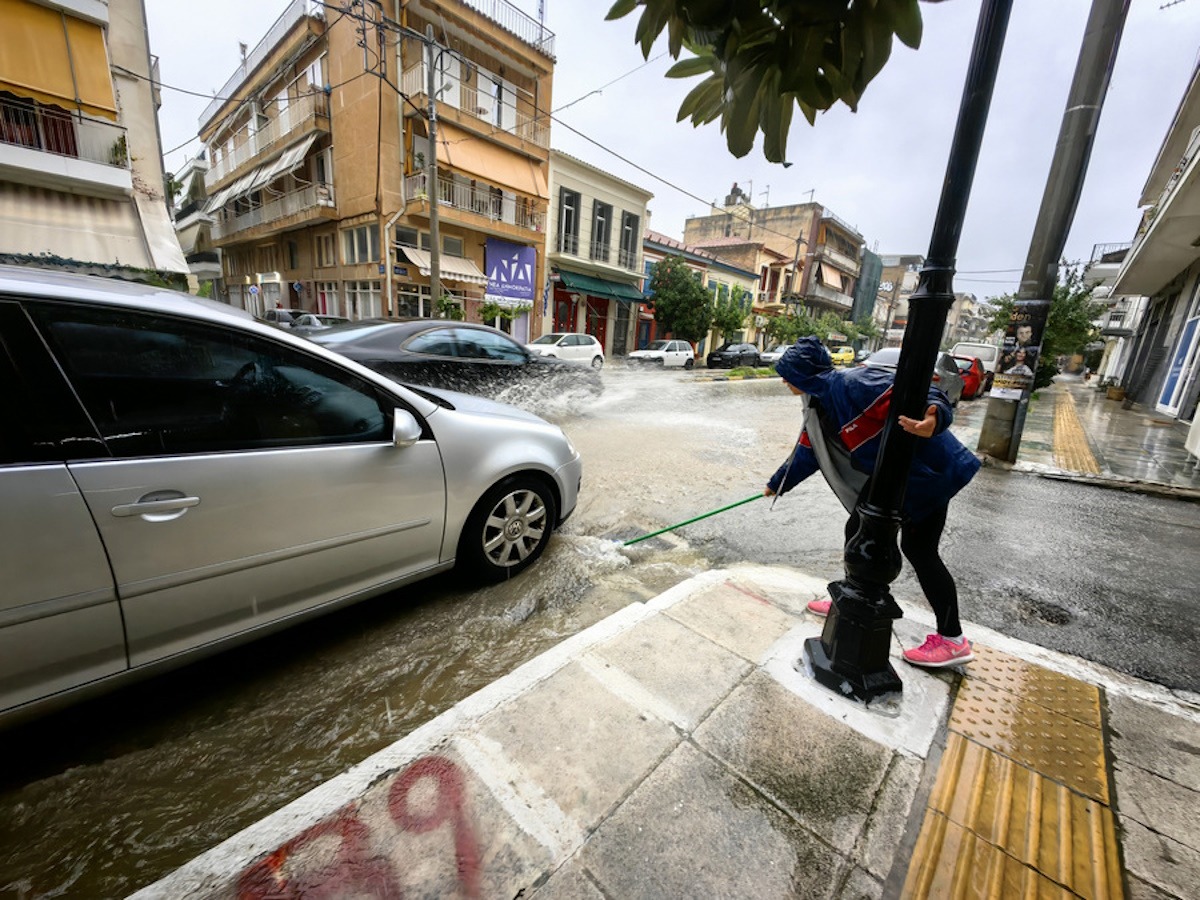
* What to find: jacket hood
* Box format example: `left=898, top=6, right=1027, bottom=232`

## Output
left=776, top=337, right=834, bottom=396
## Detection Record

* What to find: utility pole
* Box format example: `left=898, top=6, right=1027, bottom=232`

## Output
left=805, top=0, right=1014, bottom=701
left=977, top=0, right=1130, bottom=461
left=425, top=25, right=442, bottom=312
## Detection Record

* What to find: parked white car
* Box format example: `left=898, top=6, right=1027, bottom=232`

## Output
left=627, top=339, right=695, bottom=369
left=526, top=332, right=605, bottom=368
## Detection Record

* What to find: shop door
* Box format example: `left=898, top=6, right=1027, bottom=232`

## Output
left=554, top=296, right=574, bottom=332
left=1158, top=315, right=1200, bottom=416
left=586, top=297, right=608, bottom=348
left=637, top=318, right=653, bottom=349
left=613, top=302, right=630, bottom=356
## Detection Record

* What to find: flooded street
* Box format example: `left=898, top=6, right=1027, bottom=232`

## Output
left=3, top=368, right=1198, bottom=898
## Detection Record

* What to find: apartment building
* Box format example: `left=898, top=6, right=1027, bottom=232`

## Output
left=877, top=254, right=924, bottom=347
left=544, top=150, right=650, bottom=357
left=0, top=0, right=186, bottom=281
left=683, top=187, right=865, bottom=319
left=200, top=0, right=554, bottom=336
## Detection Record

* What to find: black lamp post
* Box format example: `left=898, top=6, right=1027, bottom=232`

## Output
left=805, top=0, right=1015, bottom=701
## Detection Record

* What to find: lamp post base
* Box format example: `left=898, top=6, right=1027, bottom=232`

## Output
left=803, top=579, right=904, bottom=702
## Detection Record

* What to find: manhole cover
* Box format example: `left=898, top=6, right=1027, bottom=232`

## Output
left=1018, top=597, right=1073, bottom=626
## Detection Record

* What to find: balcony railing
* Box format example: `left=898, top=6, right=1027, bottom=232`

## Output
left=401, top=63, right=550, bottom=148
left=200, top=0, right=324, bottom=130
left=807, top=282, right=854, bottom=310
left=207, top=92, right=329, bottom=186
left=1089, top=241, right=1132, bottom=264
left=618, top=247, right=637, bottom=269
left=589, top=241, right=610, bottom=263
left=457, top=0, right=555, bottom=57
left=211, top=182, right=334, bottom=240
left=405, top=171, right=544, bottom=231
left=0, top=95, right=130, bottom=170
left=813, top=244, right=861, bottom=277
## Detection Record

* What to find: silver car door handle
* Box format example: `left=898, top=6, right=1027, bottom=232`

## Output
left=111, top=496, right=201, bottom=517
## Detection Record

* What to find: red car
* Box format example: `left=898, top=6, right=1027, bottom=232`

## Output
left=953, top=355, right=986, bottom=399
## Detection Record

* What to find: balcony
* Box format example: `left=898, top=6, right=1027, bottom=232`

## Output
left=200, top=0, right=325, bottom=131
left=806, top=282, right=854, bottom=310
left=401, top=63, right=550, bottom=148
left=207, top=92, right=329, bottom=188
left=211, top=182, right=335, bottom=241
left=405, top=171, right=544, bottom=232
left=812, top=244, right=861, bottom=277
left=0, top=95, right=131, bottom=197
left=456, top=0, right=555, bottom=56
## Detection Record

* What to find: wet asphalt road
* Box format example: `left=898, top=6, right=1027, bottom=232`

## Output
left=2, top=367, right=1198, bottom=899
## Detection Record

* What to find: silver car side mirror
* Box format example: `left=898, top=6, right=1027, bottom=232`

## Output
left=392, top=409, right=422, bottom=448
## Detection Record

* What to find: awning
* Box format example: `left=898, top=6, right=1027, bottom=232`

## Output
left=818, top=265, right=844, bottom=290
left=0, top=181, right=152, bottom=269
left=556, top=269, right=645, bottom=304
left=434, top=122, right=548, bottom=199
left=0, top=0, right=117, bottom=120
left=204, top=134, right=317, bottom=212
left=399, top=247, right=489, bottom=285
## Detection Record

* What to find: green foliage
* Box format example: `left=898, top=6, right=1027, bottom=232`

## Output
left=648, top=255, right=713, bottom=342
left=436, top=294, right=465, bottom=320
left=196, top=281, right=214, bottom=299
left=984, top=264, right=1105, bottom=389
left=854, top=314, right=882, bottom=344
left=711, top=285, right=747, bottom=337
left=607, top=0, right=927, bottom=161
left=479, top=301, right=532, bottom=323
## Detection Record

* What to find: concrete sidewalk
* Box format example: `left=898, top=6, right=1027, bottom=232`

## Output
left=132, top=566, right=1200, bottom=899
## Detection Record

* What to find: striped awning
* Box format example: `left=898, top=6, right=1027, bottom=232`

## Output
left=399, top=247, right=488, bottom=286
left=0, top=181, right=151, bottom=268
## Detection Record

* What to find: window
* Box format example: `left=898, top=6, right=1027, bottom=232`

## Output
left=316, top=281, right=339, bottom=315
left=343, top=281, right=381, bottom=319
left=29, top=305, right=390, bottom=458
left=591, top=202, right=612, bottom=262
left=619, top=211, right=640, bottom=269
left=287, top=241, right=299, bottom=270
left=342, top=226, right=380, bottom=265
left=451, top=328, right=526, bottom=361
left=314, top=233, right=336, bottom=268
left=557, top=188, right=581, bottom=255
left=395, top=226, right=420, bottom=248
left=257, top=245, right=279, bottom=273
left=443, top=235, right=464, bottom=258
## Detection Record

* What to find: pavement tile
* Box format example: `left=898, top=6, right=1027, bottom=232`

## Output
left=229, top=745, right=553, bottom=899
left=477, top=661, right=679, bottom=831
left=693, top=670, right=894, bottom=854
left=1107, top=694, right=1200, bottom=792
left=1121, top=817, right=1200, bottom=900
left=665, top=579, right=799, bottom=663
left=586, top=611, right=751, bottom=730
left=582, top=741, right=844, bottom=899
left=1127, top=873, right=1180, bottom=900
left=528, top=858, right=605, bottom=899
left=857, top=755, right=924, bottom=881
left=837, top=865, right=884, bottom=899
left=965, top=643, right=1102, bottom=729
left=1114, top=762, right=1200, bottom=853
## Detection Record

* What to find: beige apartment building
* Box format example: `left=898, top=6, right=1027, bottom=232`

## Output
left=199, top=0, right=554, bottom=337
left=0, top=0, right=186, bottom=282
left=683, top=184, right=865, bottom=321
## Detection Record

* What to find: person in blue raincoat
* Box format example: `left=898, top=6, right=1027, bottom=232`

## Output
left=764, top=337, right=981, bottom=669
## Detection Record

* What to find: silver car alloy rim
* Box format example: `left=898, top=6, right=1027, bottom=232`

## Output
left=483, top=489, right=547, bottom=567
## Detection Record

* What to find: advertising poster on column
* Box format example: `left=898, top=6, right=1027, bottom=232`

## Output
left=991, top=299, right=1050, bottom=400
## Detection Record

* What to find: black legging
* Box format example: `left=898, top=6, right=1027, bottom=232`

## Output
left=844, top=505, right=962, bottom=637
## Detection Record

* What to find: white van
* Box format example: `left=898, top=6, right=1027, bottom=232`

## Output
left=951, top=341, right=1000, bottom=390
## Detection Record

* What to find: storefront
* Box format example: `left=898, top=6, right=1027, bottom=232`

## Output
left=550, top=268, right=644, bottom=358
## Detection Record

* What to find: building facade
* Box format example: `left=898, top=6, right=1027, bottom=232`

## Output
left=0, top=0, right=186, bottom=282
left=1112, top=63, right=1200, bottom=425
left=682, top=188, right=865, bottom=320
left=200, top=0, right=554, bottom=336
left=544, top=150, right=650, bottom=357
left=877, top=254, right=924, bottom=347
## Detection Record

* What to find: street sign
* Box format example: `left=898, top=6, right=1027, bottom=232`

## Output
left=248, top=285, right=260, bottom=296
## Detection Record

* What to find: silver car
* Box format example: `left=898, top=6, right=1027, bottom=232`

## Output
left=0, top=265, right=582, bottom=728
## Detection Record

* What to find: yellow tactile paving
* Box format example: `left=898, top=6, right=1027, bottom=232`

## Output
left=902, top=810, right=1076, bottom=899
left=929, top=734, right=1122, bottom=900
left=905, top=644, right=1123, bottom=898
left=965, top=643, right=1102, bottom=730
left=1053, top=391, right=1102, bottom=475
left=949, top=677, right=1108, bottom=804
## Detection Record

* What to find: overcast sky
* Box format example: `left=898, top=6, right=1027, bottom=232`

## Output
left=147, top=0, right=1200, bottom=299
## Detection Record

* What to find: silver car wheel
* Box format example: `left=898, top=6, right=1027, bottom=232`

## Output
left=482, top=488, right=547, bottom=568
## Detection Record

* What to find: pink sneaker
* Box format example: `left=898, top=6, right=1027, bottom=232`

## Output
left=902, top=633, right=974, bottom=668
left=807, top=598, right=832, bottom=617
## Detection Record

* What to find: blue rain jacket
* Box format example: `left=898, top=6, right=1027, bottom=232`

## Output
left=767, top=337, right=981, bottom=522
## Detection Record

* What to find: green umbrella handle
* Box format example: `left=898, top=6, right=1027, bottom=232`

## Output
left=623, top=493, right=764, bottom=546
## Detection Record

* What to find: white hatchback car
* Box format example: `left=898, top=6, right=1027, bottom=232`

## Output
left=525, top=332, right=605, bottom=368
left=627, top=339, right=695, bottom=369
left=0, top=264, right=582, bottom=728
